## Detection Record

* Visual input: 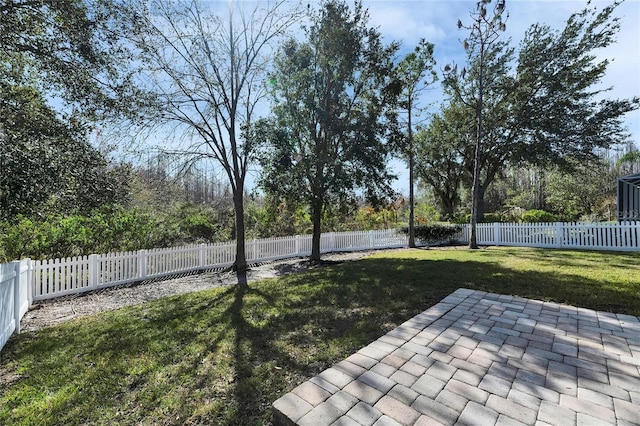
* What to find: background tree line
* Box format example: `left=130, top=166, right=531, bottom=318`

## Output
left=1, top=0, right=638, bottom=264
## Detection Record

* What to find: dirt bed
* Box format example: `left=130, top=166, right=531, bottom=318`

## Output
left=20, top=251, right=375, bottom=333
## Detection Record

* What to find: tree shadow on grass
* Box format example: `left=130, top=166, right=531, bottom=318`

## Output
left=222, top=255, right=640, bottom=423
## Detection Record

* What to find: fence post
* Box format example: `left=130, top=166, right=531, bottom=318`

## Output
left=138, top=250, right=147, bottom=280
left=26, top=259, right=33, bottom=307
left=295, top=235, right=300, bottom=256
left=252, top=239, right=257, bottom=261
left=493, top=223, right=500, bottom=246
left=199, top=244, right=206, bottom=268
left=89, top=254, right=99, bottom=290
left=554, top=222, right=563, bottom=248
left=369, top=230, right=375, bottom=249
left=11, top=261, right=21, bottom=334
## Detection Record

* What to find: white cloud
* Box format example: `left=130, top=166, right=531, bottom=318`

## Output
left=365, top=1, right=450, bottom=45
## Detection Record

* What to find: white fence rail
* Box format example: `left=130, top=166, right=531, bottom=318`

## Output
left=28, top=230, right=408, bottom=303
left=460, top=222, right=640, bottom=251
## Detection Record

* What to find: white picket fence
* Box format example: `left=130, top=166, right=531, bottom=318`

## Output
left=0, top=229, right=408, bottom=352
left=2, top=223, right=639, bottom=353
left=459, top=221, right=640, bottom=251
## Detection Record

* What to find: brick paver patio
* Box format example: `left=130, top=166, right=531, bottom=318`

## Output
left=272, top=288, right=640, bottom=425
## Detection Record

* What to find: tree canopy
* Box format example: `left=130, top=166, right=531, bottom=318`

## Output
left=0, top=0, right=142, bottom=221
left=1, top=0, right=141, bottom=119
left=0, top=81, right=129, bottom=220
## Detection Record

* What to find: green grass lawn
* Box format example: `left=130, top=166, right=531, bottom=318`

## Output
left=1, top=247, right=639, bottom=425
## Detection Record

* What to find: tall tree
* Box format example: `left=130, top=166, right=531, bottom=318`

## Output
left=445, top=0, right=509, bottom=249
left=393, top=39, right=437, bottom=248
left=126, top=0, right=301, bottom=272
left=0, top=0, right=143, bottom=221
left=438, top=0, right=638, bottom=234
left=256, top=0, right=398, bottom=261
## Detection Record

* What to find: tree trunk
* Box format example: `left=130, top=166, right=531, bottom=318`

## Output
left=470, top=36, right=487, bottom=250
left=232, top=190, right=248, bottom=273
left=408, top=102, right=416, bottom=248
left=470, top=69, right=483, bottom=249
left=310, top=195, right=323, bottom=261
left=469, top=141, right=482, bottom=249
left=440, top=196, right=456, bottom=220
left=409, top=153, right=416, bottom=248
left=476, top=184, right=488, bottom=223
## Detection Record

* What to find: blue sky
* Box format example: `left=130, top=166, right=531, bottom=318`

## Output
left=359, top=0, right=640, bottom=193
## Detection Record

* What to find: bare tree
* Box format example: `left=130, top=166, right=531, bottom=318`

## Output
left=127, top=0, right=302, bottom=272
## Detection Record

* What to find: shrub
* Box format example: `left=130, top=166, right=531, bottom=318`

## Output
left=450, top=214, right=469, bottom=225
left=450, top=212, right=506, bottom=224
left=520, top=209, right=558, bottom=223
left=0, top=208, right=159, bottom=260
left=400, top=224, right=463, bottom=244
left=482, top=212, right=503, bottom=223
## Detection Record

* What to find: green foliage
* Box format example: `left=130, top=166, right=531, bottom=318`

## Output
left=355, top=206, right=400, bottom=230
left=482, top=212, right=503, bottom=223
left=520, top=209, right=557, bottom=223
left=618, top=151, right=640, bottom=164
left=415, top=103, right=471, bottom=219
left=0, top=208, right=154, bottom=261
left=400, top=224, right=462, bottom=244
left=414, top=203, right=441, bottom=224
left=245, top=198, right=312, bottom=238
left=168, top=204, right=230, bottom=244
left=0, top=77, right=132, bottom=221
left=391, top=38, right=437, bottom=155
left=542, top=158, right=617, bottom=221
left=449, top=212, right=508, bottom=224
left=617, top=149, right=640, bottom=176
left=0, top=0, right=143, bottom=119
left=514, top=3, right=639, bottom=166
left=0, top=204, right=231, bottom=262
